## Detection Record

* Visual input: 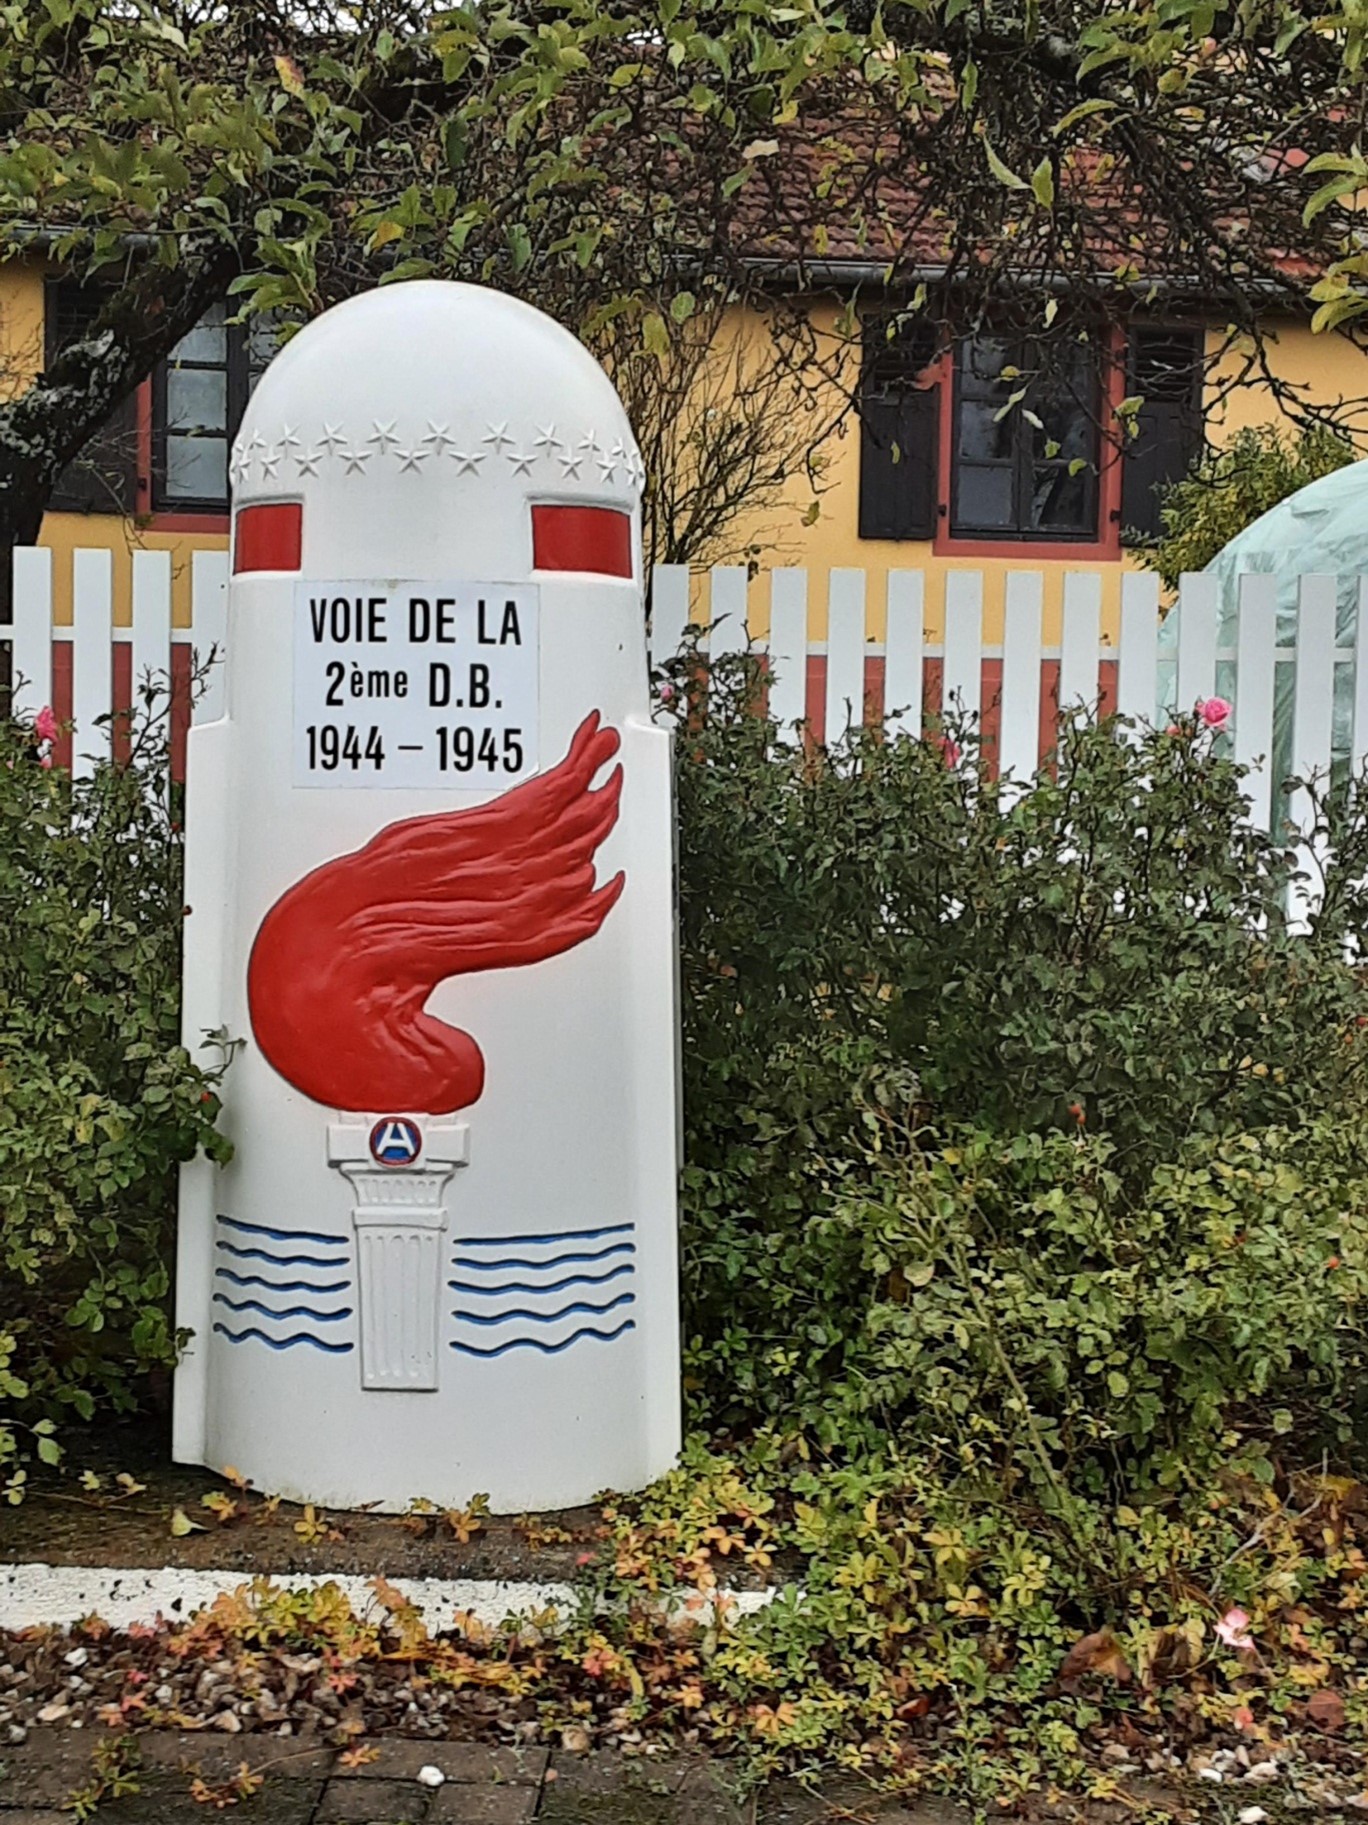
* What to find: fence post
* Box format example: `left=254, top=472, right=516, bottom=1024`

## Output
left=71, top=548, right=113, bottom=780
left=131, top=550, right=173, bottom=714
left=189, top=551, right=230, bottom=726
left=1288, top=574, right=1337, bottom=930
left=1059, top=571, right=1102, bottom=717
left=767, top=569, right=808, bottom=735
left=1117, top=571, right=1160, bottom=730
left=942, top=570, right=983, bottom=723
left=1000, top=570, right=1042, bottom=785
left=1233, top=572, right=1277, bottom=833
left=884, top=570, right=924, bottom=739
left=825, top=569, right=866, bottom=743
left=9, top=547, right=53, bottom=720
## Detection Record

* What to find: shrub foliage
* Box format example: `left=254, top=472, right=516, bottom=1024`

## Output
left=0, top=706, right=228, bottom=1497
left=669, top=654, right=1368, bottom=1500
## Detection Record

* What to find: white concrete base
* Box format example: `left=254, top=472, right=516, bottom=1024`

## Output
left=0, top=1562, right=778, bottom=1635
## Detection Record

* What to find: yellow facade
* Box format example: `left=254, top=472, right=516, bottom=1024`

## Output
left=6, top=251, right=1368, bottom=645
left=1, top=257, right=229, bottom=630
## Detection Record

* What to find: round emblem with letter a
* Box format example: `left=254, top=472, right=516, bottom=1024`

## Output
left=369, top=1116, right=422, bottom=1167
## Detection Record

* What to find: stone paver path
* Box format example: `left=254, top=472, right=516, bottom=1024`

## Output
left=0, top=1730, right=757, bottom=1824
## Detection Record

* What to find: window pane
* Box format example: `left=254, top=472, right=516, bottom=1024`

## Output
left=1030, top=463, right=1090, bottom=533
left=165, top=433, right=227, bottom=502
left=166, top=366, right=227, bottom=434
left=958, top=397, right=1013, bottom=462
left=961, top=338, right=1011, bottom=394
left=1033, top=401, right=1092, bottom=463
left=170, top=303, right=227, bottom=365
left=956, top=464, right=1014, bottom=530
left=247, top=313, right=279, bottom=377
left=1033, top=356, right=1094, bottom=458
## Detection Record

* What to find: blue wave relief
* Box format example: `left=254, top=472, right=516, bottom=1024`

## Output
left=452, top=1241, right=636, bottom=1272
left=448, top=1261, right=635, bottom=1297
left=454, top=1292, right=635, bottom=1328
left=216, top=1269, right=351, bottom=1295
left=213, top=1295, right=353, bottom=1323
left=212, top=1218, right=354, bottom=1354
left=452, top=1222, right=634, bottom=1246
left=213, top=1323, right=353, bottom=1355
left=450, top=1318, right=636, bottom=1359
left=217, top=1215, right=348, bottom=1248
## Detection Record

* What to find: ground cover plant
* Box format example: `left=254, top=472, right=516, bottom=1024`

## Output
left=6, top=662, right=1368, bottom=1799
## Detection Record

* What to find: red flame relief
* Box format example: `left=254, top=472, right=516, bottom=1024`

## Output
left=247, top=712, right=625, bottom=1114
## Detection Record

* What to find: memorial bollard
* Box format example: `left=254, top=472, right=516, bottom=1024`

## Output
left=172, top=281, right=681, bottom=1511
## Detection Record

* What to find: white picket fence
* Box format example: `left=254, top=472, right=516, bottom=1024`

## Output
left=3, top=547, right=228, bottom=779
left=1, top=551, right=1361, bottom=843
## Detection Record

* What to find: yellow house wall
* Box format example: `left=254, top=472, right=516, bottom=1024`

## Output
left=715, top=306, right=1368, bottom=648
left=1, top=255, right=228, bottom=631
left=7, top=247, right=1368, bottom=644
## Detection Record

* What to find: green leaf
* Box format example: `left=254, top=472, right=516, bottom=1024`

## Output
left=642, top=310, right=671, bottom=359
left=1031, top=157, right=1055, bottom=208
left=983, top=138, right=1027, bottom=190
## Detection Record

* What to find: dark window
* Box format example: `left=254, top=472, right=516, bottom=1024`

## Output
left=1120, top=328, right=1204, bottom=543
left=858, top=318, right=941, bottom=542
left=44, top=281, right=139, bottom=516
left=951, top=337, right=1100, bottom=541
left=152, top=306, right=273, bottom=512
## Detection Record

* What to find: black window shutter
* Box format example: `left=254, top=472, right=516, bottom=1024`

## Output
left=859, top=383, right=940, bottom=541
left=44, top=280, right=139, bottom=516
left=1121, top=328, right=1204, bottom=543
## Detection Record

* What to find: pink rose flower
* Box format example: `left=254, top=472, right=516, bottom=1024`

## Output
left=33, top=705, right=58, bottom=745
left=658, top=682, right=675, bottom=702
left=1197, top=696, right=1232, bottom=732
left=937, top=734, right=961, bottom=769
left=1215, top=1606, right=1254, bottom=1650
left=39, top=754, right=53, bottom=770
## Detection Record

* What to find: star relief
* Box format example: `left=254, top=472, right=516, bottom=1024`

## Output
left=277, top=424, right=302, bottom=452
left=295, top=446, right=324, bottom=477
left=422, top=422, right=456, bottom=452
left=319, top=424, right=347, bottom=452
left=558, top=450, right=585, bottom=478
left=507, top=450, right=537, bottom=475
left=259, top=445, right=282, bottom=479
left=395, top=448, right=430, bottom=473
left=230, top=447, right=252, bottom=486
left=448, top=450, right=485, bottom=475
left=483, top=422, right=514, bottom=453
left=339, top=448, right=373, bottom=475
left=533, top=424, right=559, bottom=451
left=596, top=451, right=618, bottom=481
left=368, top=420, right=401, bottom=453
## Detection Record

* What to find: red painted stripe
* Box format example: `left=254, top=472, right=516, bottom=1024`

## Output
left=233, top=503, right=302, bottom=574
left=531, top=505, right=632, bottom=578
left=53, top=642, right=73, bottom=772
left=171, top=642, right=192, bottom=784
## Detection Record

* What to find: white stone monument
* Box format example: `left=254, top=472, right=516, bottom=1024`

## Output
left=172, top=281, right=680, bottom=1511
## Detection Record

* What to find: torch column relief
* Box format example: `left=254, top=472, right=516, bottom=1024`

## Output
left=327, top=1118, right=469, bottom=1391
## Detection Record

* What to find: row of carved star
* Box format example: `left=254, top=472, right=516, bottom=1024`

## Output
left=229, top=420, right=645, bottom=486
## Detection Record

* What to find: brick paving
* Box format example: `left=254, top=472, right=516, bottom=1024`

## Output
left=0, top=1729, right=978, bottom=1823
left=0, top=1730, right=752, bottom=1823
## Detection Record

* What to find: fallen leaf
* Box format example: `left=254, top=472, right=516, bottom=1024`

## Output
left=170, top=1506, right=207, bottom=1537
left=1308, top=1689, right=1346, bottom=1733
left=1059, top=1629, right=1132, bottom=1685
